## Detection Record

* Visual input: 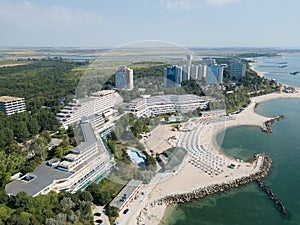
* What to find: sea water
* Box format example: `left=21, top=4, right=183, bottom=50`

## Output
left=162, top=98, right=300, bottom=225
left=162, top=53, right=300, bottom=225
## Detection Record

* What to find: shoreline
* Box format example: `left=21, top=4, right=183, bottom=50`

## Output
left=152, top=154, right=272, bottom=224
left=124, top=63, right=300, bottom=225
left=248, top=61, right=267, bottom=77
left=133, top=89, right=300, bottom=225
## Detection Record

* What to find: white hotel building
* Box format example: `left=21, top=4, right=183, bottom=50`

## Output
left=0, top=96, right=26, bottom=115
left=6, top=120, right=114, bottom=197
left=6, top=90, right=124, bottom=197
left=57, top=90, right=123, bottom=128
left=126, top=94, right=209, bottom=118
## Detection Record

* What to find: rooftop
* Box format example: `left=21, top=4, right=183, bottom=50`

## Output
left=161, top=147, right=188, bottom=171
left=5, top=162, right=73, bottom=196
left=144, top=94, right=206, bottom=104
left=109, top=179, right=143, bottom=210
left=5, top=120, right=103, bottom=196
left=71, top=122, right=98, bottom=154
left=0, top=96, right=24, bottom=102
left=91, top=90, right=116, bottom=97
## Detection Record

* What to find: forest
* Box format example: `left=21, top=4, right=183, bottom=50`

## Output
left=0, top=189, right=94, bottom=225
left=0, top=59, right=96, bottom=225
left=0, top=59, right=87, bottom=188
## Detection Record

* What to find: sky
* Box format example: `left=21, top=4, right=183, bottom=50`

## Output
left=1, top=0, right=300, bottom=48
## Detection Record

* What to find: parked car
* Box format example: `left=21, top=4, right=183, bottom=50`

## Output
left=123, top=208, right=129, bottom=214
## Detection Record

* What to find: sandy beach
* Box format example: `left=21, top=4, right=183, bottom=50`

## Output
left=119, top=88, right=300, bottom=225
left=249, top=62, right=267, bottom=77
left=118, top=60, right=300, bottom=225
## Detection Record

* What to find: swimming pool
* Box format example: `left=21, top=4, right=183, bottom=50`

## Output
left=127, top=150, right=146, bottom=165
left=168, top=117, right=181, bottom=122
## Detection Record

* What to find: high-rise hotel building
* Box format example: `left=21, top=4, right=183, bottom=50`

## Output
left=164, top=64, right=208, bottom=87
left=230, top=61, right=246, bottom=79
left=164, top=65, right=183, bottom=87
left=207, top=65, right=224, bottom=84
left=115, top=66, right=134, bottom=90
left=0, top=96, right=26, bottom=115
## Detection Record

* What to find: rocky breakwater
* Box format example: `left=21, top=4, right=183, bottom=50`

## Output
left=137, top=154, right=272, bottom=225
left=150, top=154, right=272, bottom=208
left=261, top=115, right=286, bottom=133
left=256, top=179, right=290, bottom=218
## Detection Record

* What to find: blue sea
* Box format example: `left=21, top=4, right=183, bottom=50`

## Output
left=256, top=53, right=300, bottom=87
left=162, top=53, right=300, bottom=225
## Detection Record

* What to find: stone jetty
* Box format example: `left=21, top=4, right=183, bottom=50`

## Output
left=256, top=179, right=290, bottom=218
left=136, top=153, right=272, bottom=225
left=149, top=154, right=272, bottom=207
left=261, top=115, right=286, bottom=133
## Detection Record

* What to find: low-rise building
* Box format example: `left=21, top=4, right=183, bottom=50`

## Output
left=109, top=179, right=143, bottom=212
left=159, top=147, right=188, bottom=175
left=0, top=96, right=26, bottom=115
left=126, top=94, right=209, bottom=118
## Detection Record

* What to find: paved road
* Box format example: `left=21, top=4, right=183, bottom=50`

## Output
left=116, top=172, right=163, bottom=225
left=92, top=205, right=110, bottom=225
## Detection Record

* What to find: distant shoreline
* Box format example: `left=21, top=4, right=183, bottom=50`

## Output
left=249, top=62, right=267, bottom=77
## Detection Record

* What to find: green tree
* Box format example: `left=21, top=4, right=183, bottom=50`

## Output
left=0, top=207, right=9, bottom=222
left=56, top=197, right=75, bottom=213
left=13, top=121, right=30, bottom=141
left=0, top=126, right=13, bottom=148
left=36, top=109, right=60, bottom=132
left=27, top=117, right=40, bottom=135
left=0, top=190, right=9, bottom=204
left=14, top=191, right=27, bottom=206
left=31, top=141, right=47, bottom=161
left=76, top=191, right=93, bottom=202
left=53, top=146, right=65, bottom=159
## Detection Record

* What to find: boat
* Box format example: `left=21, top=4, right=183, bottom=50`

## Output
left=290, top=71, right=300, bottom=75
left=278, top=65, right=287, bottom=68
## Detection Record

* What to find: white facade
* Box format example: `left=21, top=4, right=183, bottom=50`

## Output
left=198, top=64, right=207, bottom=80
left=190, top=65, right=198, bottom=80
left=54, top=122, right=113, bottom=192
left=115, top=66, right=134, bottom=90
left=6, top=121, right=114, bottom=197
left=126, top=94, right=209, bottom=118
left=0, top=96, right=26, bottom=115
left=57, top=90, right=122, bottom=128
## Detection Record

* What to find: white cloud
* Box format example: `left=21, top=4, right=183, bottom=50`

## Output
left=161, top=0, right=240, bottom=10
